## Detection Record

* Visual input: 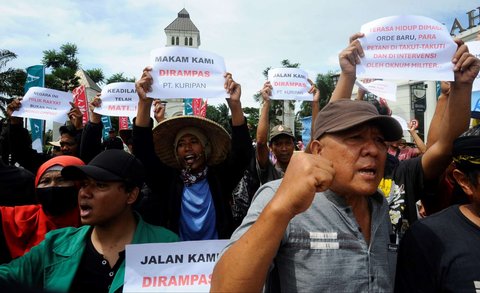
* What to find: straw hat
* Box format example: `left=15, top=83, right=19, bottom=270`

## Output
left=48, top=139, right=61, bottom=147
left=152, top=116, right=231, bottom=169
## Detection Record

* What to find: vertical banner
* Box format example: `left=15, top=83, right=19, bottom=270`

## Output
left=25, top=65, right=45, bottom=153
left=199, top=99, right=207, bottom=118
left=301, top=116, right=312, bottom=147
left=101, top=115, right=113, bottom=140
left=72, top=85, right=89, bottom=126
left=119, top=116, right=131, bottom=130
left=184, top=98, right=193, bottom=115
left=192, top=98, right=207, bottom=117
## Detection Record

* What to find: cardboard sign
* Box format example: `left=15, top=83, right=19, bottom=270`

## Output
left=357, top=15, right=457, bottom=81
left=149, top=47, right=227, bottom=99
left=268, top=68, right=311, bottom=100
left=13, top=87, right=72, bottom=123
left=355, top=79, right=397, bottom=101
left=95, top=82, right=138, bottom=119
left=124, top=240, right=228, bottom=292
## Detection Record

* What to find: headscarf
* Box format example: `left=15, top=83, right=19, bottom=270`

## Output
left=1, top=155, right=85, bottom=259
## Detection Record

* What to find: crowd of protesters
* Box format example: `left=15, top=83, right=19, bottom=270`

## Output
left=0, top=27, right=479, bottom=293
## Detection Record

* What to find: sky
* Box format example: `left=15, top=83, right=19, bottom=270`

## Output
left=1, top=0, right=476, bottom=108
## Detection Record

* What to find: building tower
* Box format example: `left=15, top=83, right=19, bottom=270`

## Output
left=163, top=8, right=201, bottom=117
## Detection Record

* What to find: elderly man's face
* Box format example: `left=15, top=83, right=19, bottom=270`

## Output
left=176, top=134, right=207, bottom=171
left=312, top=123, right=387, bottom=198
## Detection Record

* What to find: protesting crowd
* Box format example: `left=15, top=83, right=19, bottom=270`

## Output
left=1, top=14, right=480, bottom=293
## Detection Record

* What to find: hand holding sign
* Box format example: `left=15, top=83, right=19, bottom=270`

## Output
left=357, top=15, right=457, bottom=81
left=452, top=40, right=480, bottom=85
left=340, top=32, right=365, bottom=76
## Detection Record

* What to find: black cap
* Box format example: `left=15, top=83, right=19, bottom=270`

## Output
left=62, top=149, right=145, bottom=187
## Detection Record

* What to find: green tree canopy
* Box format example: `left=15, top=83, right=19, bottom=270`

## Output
left=106, top=72, right=136, bottom=84
left=42, top=43, right=80, bottom=92
left=0, top=50, right=26, bottom=117
left=85, top=68, right=105, bottom=85
left=297, top=71, right=336, bottom=118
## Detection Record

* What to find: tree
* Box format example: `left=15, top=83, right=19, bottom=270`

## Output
left=85, top=68, right=105, bottom=85
left=42, top=43, right=80, bottom=92
left=243, top=106, right=259, bottom=139
left=297, top=71, right=336, bottom=118
left=0, top=50, right=26, bottom=117
left=106, top=72, right=136, bottom=84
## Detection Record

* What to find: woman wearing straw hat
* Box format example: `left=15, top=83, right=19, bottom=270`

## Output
left=133, top=68, right=252, bottom=241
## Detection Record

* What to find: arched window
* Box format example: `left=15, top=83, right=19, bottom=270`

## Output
left=185, top=37, right=188, bottom=45
left=189, top=37, right=193, bottom=46
left=175, top=37, right=179, bottom=45
left=171, top=36, right=175, bottom=45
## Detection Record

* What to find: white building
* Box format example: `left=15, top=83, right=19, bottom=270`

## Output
left=163, top=8, right=201, bottom=118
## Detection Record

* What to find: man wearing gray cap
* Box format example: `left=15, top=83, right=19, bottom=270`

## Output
left=211, top=97, right=403, bottom=292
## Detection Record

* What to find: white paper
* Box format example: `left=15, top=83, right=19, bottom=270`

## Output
left=268, top=68, right=311, bottom=100
left=95, top=82, right=139, bottom=119
left=12, top=87, right=72, bottom=123
left=357, top=15, right=457, bottom=81
left=149, top=47, right=227, bottom=99
left=355, top=79, right=398, bottom=101
left=124, top=240, right=228, bottom=292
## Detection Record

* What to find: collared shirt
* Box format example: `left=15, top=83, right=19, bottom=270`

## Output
left=228, top=180, right=396, bottom=292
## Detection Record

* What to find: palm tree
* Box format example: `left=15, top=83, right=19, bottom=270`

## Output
left=0, top=49, right=26, bottom=117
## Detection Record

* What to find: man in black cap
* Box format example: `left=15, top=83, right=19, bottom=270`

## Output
left=395, top=133, right=480, bottom=292
left=102, top=128, right=124, bottom=150
left=0, top=149, right=178, bottom=292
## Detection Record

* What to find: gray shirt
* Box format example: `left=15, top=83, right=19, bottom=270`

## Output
left=227, top=179, right=397, bottom=293
left=256, top=156, right=284, bottom=185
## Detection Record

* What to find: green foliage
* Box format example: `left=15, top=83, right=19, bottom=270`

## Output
left=298, top=71, right=336, bottom=118
left=205, top=103, right=231, bottom=133
left=42, top=43, right=80, bottom=91
left=85, top=68, right=105, bottom=85
left=106, top=72, right=136, bottom=84
left=0, top=50, right=26, bottom=117
left=243, top=106, right=259, bottom=138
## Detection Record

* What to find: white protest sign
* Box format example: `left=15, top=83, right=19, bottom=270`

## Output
left=466, top=41, right=480, bottom=92
left=357, top=15, right=457, bottom=81
left=150, top=47, right=227, bottom=99
left=355, top=79, right=397, bottom=101
left=268, top=68, right=311, bottom=100
left=124, top=239, right=228, bottom=292
left=95, top=82, right=138, bottom=119
left=12, top=87, right=72, bottom=123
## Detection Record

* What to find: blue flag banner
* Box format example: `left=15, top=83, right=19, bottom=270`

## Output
left=101, top=116, right=113, bottom=140
left=301, top=116, right=312, bottom=147
left=184, top=98, right=193, bottom=115
left=25, top=65, right=45, bottom=153
left=472, top=91, right=480, bottom=119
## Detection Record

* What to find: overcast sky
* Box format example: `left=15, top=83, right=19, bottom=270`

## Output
left=1, top=0, right=476, bottom=107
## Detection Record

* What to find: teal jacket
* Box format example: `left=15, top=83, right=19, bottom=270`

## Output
left=0, top=215, right=178, bottom=292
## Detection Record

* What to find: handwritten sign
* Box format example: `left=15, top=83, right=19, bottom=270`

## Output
left=466, top=41, right=480, bottom=92
left=355, top=79, right=397, bottom=101
left=124, top=240, right=228, bottom=292
left=268, top=68, right=311, bottom=100
left=149, top=47, right=227, bottom=99
left=357, top=15, right=457, bottom=81
left=94, top=82, right=138, bottom=118
left=12, top=87, right=72, bottom=123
